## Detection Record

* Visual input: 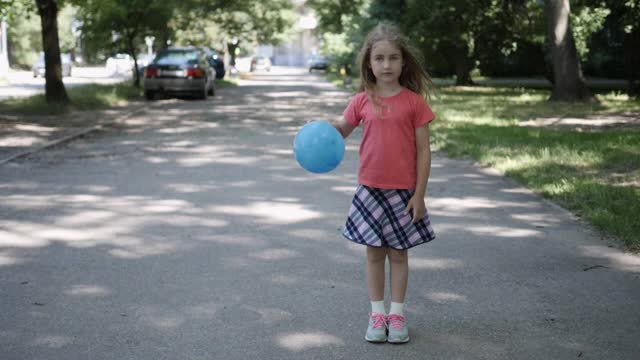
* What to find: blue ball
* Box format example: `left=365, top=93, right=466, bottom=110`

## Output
left=293, top=121, right=345, bottom=173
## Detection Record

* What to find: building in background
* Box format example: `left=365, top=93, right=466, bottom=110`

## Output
left=257, top=1, right=319, bottom=67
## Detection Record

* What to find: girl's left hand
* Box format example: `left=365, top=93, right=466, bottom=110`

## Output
left=404, top=195, right=426, bottom=224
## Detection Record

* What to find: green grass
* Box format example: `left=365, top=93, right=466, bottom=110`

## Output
left=0, top=82, right=143, bottom=115
left=215, top=77, right=238, bottom=87
left=0, top=78, right=236, bottom=115
left=431, top=86, right=640, bottom=251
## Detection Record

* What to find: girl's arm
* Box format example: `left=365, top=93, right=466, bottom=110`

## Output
left=404, top=123, right=431, bottom=223
left=332, top=117, right=357, bottom=138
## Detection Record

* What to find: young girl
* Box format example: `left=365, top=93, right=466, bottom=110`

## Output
left=332, top=23, right=436, bottom=344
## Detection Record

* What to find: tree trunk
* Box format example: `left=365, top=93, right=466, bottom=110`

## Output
left=444, top=43, right=474, bottom=86
left=36, top=0, right=69, bottom=104
left=454, top=59, right=474, bottom=86
left=127, top=34, right=140, bottom=88
left=544, top=0, right=592, bottom=102
left=623, top=29, right=640, bottom=98
left=227, top=42, right=238, bottom=67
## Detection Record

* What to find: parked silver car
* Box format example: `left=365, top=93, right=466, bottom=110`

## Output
left=143, top=48, right=215, bottom=100
left=32, top=52, right=72, bottom=77
left=106, top=53, right=134, bottom=75
left=250, top=56, right=271, bottom=72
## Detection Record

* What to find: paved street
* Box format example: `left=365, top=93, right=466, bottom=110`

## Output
left=0, top=67, right=130, bottom=100
left=1, top=67, right=639, bottom=359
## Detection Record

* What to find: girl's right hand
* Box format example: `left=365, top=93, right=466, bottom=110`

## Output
left=332, top=117, right=356, bottom=138
left=404, top=194, right=426, bottom=224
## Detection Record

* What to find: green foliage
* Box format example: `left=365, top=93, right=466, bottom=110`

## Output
left=3, top=2, right=85, bottom=67
left=57, top=4, right=79, bottom=53
left=309, top=0, right=638, bottom=83
left=72, top=0, right=175, bottom=62
left=571, top=5, right=610, bottom=59
left=307, top=0, right=368, bottom=34
left=5, top=1, right=40, bottom=68
left=307, top=0, right=370, bottom=73
left=319, top=32, right=352, bottom=68
left=178, top=0, right=295, bottom=51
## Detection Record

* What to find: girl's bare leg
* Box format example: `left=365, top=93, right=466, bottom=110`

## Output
left=366, top=246, right=388, bottom=301
left=388, top=248, right=409, bottom=303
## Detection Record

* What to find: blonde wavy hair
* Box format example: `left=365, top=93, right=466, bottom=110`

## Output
left=357, top=23, right=433, bottom=104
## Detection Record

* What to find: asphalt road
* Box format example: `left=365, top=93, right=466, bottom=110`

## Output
left=1, top=67, right=639, bottom=360
left=0, top=67, right=130, bottom=100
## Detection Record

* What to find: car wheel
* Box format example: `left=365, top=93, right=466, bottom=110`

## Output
left=144, top=90, right=155, bottom=101
left=197, top=84, right=207, bottom=100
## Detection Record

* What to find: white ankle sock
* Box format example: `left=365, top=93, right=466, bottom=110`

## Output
left=389, top=302, right=404, bottom=316
left=371, top=300, right=386, bottom=315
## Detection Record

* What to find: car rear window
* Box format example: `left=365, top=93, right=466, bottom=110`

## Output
left=153, top=51, right=200, bottom=65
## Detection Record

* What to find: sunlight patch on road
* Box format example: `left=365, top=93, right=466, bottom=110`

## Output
left=249, top=306, right=293, bottom=324
left=276, top=331, right=344, bottom=352
left=176, top=149, right=258, bottom=166
left=64, top=284, right=111, bottom=297
left=426, top=291, right=468, bottom=304
left=31, top=335, right=74, bottom=348
left=430, top=197, right=498, bottom=209
left=166, top=183, right=222, bottom=193
left=0, top=225, right=59, bottom=247
left=142, top=199, right=191, bottom=213
left=270, top=274, right=303, bottom=285
left=0, top=195, right=61, bottom=209
left=140, top=308, right=185, bottom=329
left=409, top=257, right=464, bottom=270
left=200, top=234, right=268, bottom=247
left=330, top=186, right=357, bottom=195
left=57, top=210, right=115, bottom=226
left=210, top=202, right=323, bottom=224
left=0, top=250, right=26, bottom=266
left=467, top=225, right=541, bottom=238
left=579, top=245, right=640, bottom=273
left=0, top=135, right=46, bottom=147
left=249, top=248, right=299, bottom=261
left=109, top=240, right=179, bottom=259
left=144, top=156, right=169, bottom=163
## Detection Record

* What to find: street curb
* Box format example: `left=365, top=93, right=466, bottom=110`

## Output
left=0, top=105, right=147, bottom=166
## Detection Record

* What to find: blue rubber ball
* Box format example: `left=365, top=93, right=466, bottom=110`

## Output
left=293, top=121, right=345, bottom=173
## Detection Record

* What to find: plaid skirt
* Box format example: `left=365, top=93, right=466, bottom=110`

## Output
left=343, top=185, right=436, bottom=250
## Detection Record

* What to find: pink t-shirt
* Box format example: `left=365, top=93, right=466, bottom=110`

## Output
left=343, top=87, right=435, bottom=189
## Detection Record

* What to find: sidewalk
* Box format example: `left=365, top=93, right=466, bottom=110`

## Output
left=0, top=102, right=147, bottom=165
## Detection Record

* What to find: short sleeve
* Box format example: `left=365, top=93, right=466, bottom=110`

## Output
left=414, top=98, right=435, bottom=128
left=343, top=93, right=365, bottom=127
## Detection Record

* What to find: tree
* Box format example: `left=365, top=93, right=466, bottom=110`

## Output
left=544, top=0, right=592, bottom=101
left=342, top=0, right=505, bottom=85
left=71, top=0, right=175, bottom=87
left=190, top=0, right=295, bottom=68
left=1, top=0, right=71, bottom=104
left=36, top=0, right=69, bottom=104
left=3, top=1, right=41, bottom=68
left=306, top=0, right=370, bottom=74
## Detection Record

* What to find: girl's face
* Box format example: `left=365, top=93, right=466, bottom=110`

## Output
left=369, top=40, right=404, bottom=86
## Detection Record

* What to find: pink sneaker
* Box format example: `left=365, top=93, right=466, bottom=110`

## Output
left=387, top=314, right=410, bottom=343
left=365, top=312, right=388, bottom=342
